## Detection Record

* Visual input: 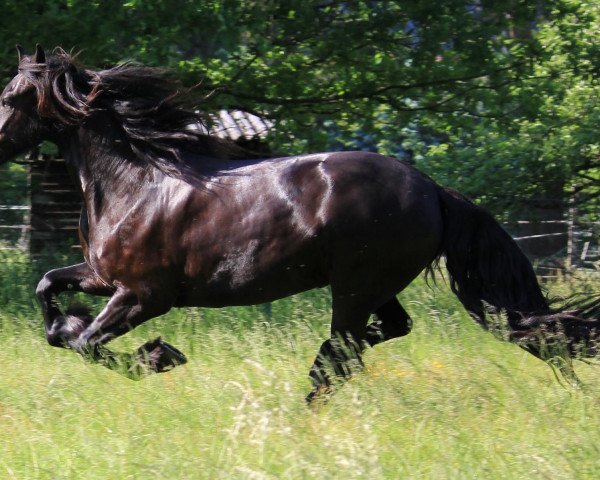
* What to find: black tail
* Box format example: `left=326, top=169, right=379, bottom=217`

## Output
left=436, top=186, right=600, bottom=365
left=436, top=187, right=550, bottom=328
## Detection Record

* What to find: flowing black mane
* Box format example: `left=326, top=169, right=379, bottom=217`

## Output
left=19, top=50, right=250, bottom=176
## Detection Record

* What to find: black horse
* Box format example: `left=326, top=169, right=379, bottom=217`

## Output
left=1, top=46, right=598, bottom=400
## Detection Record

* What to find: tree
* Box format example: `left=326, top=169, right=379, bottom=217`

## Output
left=407, top=0, right=600, bottom=218
left=1, top=1, right=542, bottom=141
left=1, top=1, right=597, bottom=218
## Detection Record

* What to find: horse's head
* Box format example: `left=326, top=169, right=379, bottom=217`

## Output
left=0, top=45, right=51, bottom=164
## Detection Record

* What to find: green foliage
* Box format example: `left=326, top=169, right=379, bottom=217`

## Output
left=0, top=163, right=27, bottom=205
left=0, top=1, right=598, bottom=216
left=0, top=2, right=543, bottom=128
left=406, top=1, right=600, bottom=217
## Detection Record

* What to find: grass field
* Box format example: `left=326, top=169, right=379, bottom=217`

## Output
left=0, top=251, right=599, bottom=479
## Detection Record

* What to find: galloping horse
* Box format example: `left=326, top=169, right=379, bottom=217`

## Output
left=1, top=46, right=598, bottom=401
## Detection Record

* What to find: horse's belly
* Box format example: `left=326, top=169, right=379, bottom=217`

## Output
left=180, top=264, right=328, bottom=307
left=175, top=232, right=329, bottom=307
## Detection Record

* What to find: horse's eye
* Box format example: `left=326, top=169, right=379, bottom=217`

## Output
left=1, top=96, right=17, bottom=109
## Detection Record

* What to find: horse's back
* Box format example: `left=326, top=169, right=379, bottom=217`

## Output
left=312, top=151, right=441, bottom=223
left=245, top=150, right=444, bottom=247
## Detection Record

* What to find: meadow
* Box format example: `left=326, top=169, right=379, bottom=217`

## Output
left=0, top=250, right=599, bottom=479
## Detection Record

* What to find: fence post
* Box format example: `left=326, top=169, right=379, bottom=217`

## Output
left=565, top=187, right=577, bottom=272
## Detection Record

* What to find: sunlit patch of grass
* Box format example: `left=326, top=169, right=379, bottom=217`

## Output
left=0, top=253, right=599, bottom=478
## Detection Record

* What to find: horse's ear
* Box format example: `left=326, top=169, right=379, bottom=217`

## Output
left=34, top=44, right=46, bottom=64
left=16, top=44, right=25, bottom=63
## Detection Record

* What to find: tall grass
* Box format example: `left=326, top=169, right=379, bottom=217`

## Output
left=0, top=251, right=599, bottom=479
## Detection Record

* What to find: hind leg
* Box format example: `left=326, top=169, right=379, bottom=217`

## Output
left=366, top=297, right=412, bottom=347
left=306, top=296, right=413, bottom=403
left=307, top=297, right=371, bottom=403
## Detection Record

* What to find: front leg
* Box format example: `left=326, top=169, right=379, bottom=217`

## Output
left=36, top=262, right=115, bottom=347
left=37, top=265, right=186, bottom=378
left=68, top=287, right=187, bottom=378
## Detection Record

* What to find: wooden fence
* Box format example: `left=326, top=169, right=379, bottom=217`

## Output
left=29, top=154, right=81, bottom=253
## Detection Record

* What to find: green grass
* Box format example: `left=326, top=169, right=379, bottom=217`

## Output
left=0, top=252, right=599, bottom=479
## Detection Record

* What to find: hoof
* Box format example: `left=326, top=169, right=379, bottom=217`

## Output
left=78, top=338, right=187, bottom=380
left=47, top=305, right=94, bottom=348
left=305, top=384, right=334, bottom=406
left=135, top=337, right=188, bottom=373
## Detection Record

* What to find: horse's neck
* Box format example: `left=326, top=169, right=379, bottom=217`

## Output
left=61, top=126, right=160, bottom=216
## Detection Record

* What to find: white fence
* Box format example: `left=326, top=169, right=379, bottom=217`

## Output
left=0, top=205, right=29, bottom=249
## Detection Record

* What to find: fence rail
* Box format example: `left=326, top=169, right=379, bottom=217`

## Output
left=512, top=232, right=567, bottom=241
left=0, top=205, right=29, bottom=211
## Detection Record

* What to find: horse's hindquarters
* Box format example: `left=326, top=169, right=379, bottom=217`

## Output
left=322, top=154, right=444, bottom=306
